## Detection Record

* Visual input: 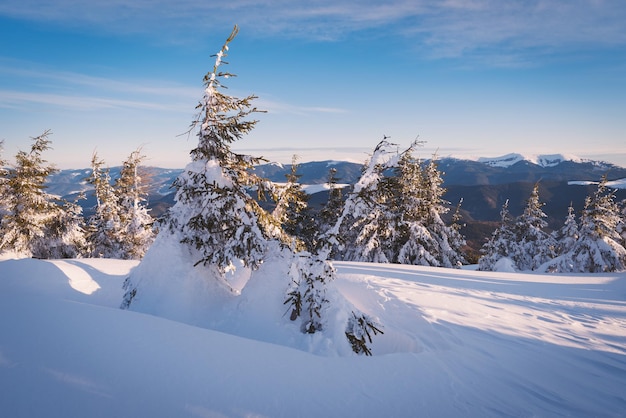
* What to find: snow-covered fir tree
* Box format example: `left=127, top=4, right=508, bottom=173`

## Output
left=123, top=27, right=383, bottom=355
left=399, top=153, right=466, bottom=267
left=0, top=131, right=66, bottom=258
left=339, top=139, right=400, bottom=263
left=509, top=184, right=556, bottom=271
left=0, top=141, right=8, bottom=223
left=617, top=198, right=626, bottom=248
left=545, top=176, right=626, bottom=272
left=316, top=167, right=345, bottom=256
left=272, top=155, right=315, bottom=251
left=478, top=200, right=516, bottom=271
left=45, top=194, right=88, bottom=259
left=115, top=149, right=154, bottom=259
left=86, top=152, right=124, bottom=258
left=121, top=25, right=280, bottom=303
left=554, top=203, right=579, bottom=256
left=337, top=141, right=465, bottom=267
left=389, top=145, right=435, bottom=265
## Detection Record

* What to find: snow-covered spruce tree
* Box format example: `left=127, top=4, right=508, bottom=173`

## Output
left=554, top=203, right=579, bottom=256
left=122, top=25, right=276, bottom=306
left=478, top=199, right=516, bottom=271
left=0, top=141, right=8, bottom=223
left=86, top=152, right=124, bottom=258
left=339, top=139, right=401, bottom=263
left=396, top=152, right=466, bottom=267
left=616, top=198, right=626, bottom=248
left=122, top=27, right=382, bottom=355
left=388, top=144, right=434, bottom=265
left=316, top=167, right=345, bottom=257
left=509, top=183, right=556, bottom=271
left=272, top=155, right=315, bottom=251
left=0, top=131, right=65, bottom=258
left=284, top=146, right=389, bottom=349
left=547, top=176, right=626, bottom=272
left=300, top=140, right=399, bottom=353
left=45, top=194, right=88, bottom=259
left=540, top=203, right=579, bottom=272
left=115, top=149, right=154, bottom=259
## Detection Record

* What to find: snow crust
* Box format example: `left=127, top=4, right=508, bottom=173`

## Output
left=1, top=257, right=625, bottom=417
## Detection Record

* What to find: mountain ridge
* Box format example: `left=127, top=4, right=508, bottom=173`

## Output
left=44, top=154, right=626, bottom=261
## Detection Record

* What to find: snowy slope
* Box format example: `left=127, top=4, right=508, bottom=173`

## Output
left=1, top=258, right=625, bottom=417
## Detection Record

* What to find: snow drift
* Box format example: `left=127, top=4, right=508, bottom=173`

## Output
left=1, top=257, right=625, bottom=417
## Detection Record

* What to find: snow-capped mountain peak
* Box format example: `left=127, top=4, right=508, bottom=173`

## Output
left=476, top=153, right=583, bottom=168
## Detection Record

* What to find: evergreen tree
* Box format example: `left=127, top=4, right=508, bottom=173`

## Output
left=45, top=194, right=88, bottom=259
left=162, top=27, right=276, bottom=276
left=563, top=176, right=626, bottom=272
left=316, top=167, right=345, bottom=257
left=115, top=149, right=154, bottom=259
left=0, top=141, right=8, bottom=223
left=392, top=145, right=437, bottom=265
left=554, top=203, right=579, bottom=256
left=618, top=199, right=626, bottom=248
left=272, top=155, right=315, bottom=251
left=510, top=184, right=556, bottom=271
left=338, top=139, right=400, bottom=262
left=404, top=154, right=466, bottom=267
left=478, top=200, right=516, bottom=271
left=123, top=27, right=382, bottom=355
left=338, top=142, right=466, bottom=267
left=0, top=131, right=62, bottom=258
left=86, top=152, right=124, bottom=258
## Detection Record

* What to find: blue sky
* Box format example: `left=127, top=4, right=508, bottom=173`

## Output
left=1, top=0, right=625, bottom=169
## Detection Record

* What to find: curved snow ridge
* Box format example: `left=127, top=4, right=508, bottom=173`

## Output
left=47, top=259, right=101, bottom=295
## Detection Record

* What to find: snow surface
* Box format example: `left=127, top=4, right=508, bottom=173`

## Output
left=1, top=257, right=625, bottom=417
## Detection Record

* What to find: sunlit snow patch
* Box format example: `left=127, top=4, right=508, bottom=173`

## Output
left=48, top=260, right=101, bottom=295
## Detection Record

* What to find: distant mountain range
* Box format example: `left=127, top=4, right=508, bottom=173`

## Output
left=47, top=154, right=626, bottom=261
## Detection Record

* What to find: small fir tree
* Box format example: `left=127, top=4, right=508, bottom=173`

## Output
left=45, top=194, right=88, bottom=259
left=115, top=149, right=154, bottom=259
left=316, top=167, right=345, bottom=257
left=563, top=176, right=626, bottom=272
left=510, top=184, right=556, bottom=271
left=555, top=203, right=579, bottom=256
left=407, top=154, right=466, bottom=267
left=272, top=155, right=315, bottom=251
left=86, top=152, right=124, bottom=258
left=0, top=141, right=8, bottom=223
left=478, top=200, right=516, bottom=271
left=0, top=131, right=62, bottom=258
left=338, top=139, right=400, bottom=262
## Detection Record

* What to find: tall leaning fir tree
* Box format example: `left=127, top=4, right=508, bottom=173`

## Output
left=122, top=25, right=275, bottom=305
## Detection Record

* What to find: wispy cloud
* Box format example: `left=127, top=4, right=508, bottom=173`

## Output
left=257, top=97, right=348, bottom=116
left=0, top=61, right=198, bottom=99
left=0, top=89, right=190, bottom=111
left=2, top=0, right=626, bottom=58
left=0, top=60, right=197, bottom=111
